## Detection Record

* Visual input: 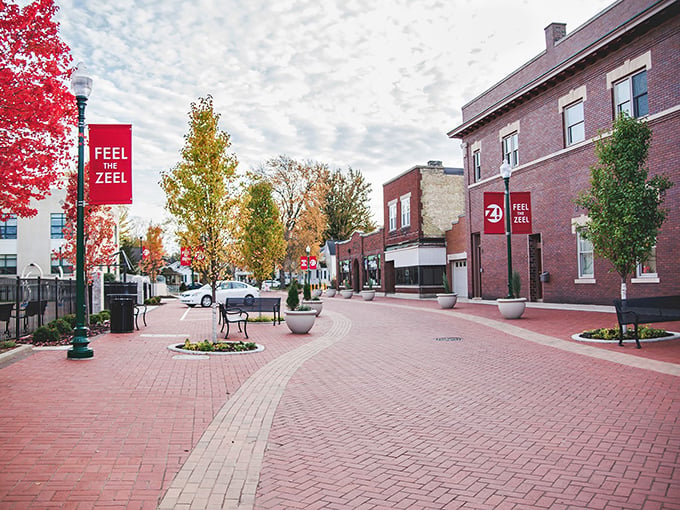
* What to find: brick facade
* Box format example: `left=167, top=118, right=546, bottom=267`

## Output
left=335, top=229, right=384, bottom=292
left=449, top=0, right=680, bottom=304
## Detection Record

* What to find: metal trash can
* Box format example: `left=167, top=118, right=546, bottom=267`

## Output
left=110, top=294, right=135, bottom=333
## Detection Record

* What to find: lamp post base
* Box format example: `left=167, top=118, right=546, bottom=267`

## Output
left=67, top=328, right=93, bottom=359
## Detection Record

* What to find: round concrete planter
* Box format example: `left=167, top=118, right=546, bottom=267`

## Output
left=312, top=289, right=323, bottom=298
left=497, top=297, right=527, bottom=319
left=325, top=288, right=337, bottom=298
left=436, top=293, right=458, bottom=309
left=361, top=290, right=376, bottom=301
left=302, top=299, right=323, bottom=316
left=283, top=309, right=317, bottom=334
left=340, top=289, right=353, bottom=299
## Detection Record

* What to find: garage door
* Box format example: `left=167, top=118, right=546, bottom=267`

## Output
left=452, top=259, right=467, bottom=297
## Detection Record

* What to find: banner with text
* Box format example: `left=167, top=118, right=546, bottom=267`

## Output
left=483, top=191, right=532, bottom=235
left=89, top=124, right=132, bottom=205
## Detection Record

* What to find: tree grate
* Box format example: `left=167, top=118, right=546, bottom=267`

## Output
left=435, top=337, right=462, bottom=342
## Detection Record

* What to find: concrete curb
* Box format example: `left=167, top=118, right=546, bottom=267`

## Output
left=0, top=344, right=32, bottom=365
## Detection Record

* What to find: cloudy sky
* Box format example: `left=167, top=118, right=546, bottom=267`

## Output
left=54, top=0, right=614, bottom=234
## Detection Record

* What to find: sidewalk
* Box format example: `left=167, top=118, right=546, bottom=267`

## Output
left=0, top=295, right=678, bottom=509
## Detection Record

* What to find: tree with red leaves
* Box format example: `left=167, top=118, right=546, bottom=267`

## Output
left=139, top=224, right=166, bottom=280
left=60, top=166, right=117, bottom=280
left=0, top=0, right=75, bottom=220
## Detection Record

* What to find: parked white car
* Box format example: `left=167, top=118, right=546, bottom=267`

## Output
left=179, top=281, right=260, bottom=307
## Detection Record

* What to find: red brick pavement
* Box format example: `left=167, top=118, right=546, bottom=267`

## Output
left=0, top=294, right=678, bottom=509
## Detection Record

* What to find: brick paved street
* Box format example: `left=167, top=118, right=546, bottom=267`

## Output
left=0, top=295, right=678, bottom=509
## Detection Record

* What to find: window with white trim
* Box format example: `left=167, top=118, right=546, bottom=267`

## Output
left=577, top=233, right=594, bottom=278
left=388, top=201, right=397, bottom=232
left=637, top=246, right=657, bottom=278
left=472, top=150, right=481, bottom=182
left=564, top=101, right=585, bottom=146
left=400, top=194, right=411, bottom=228
left=502, top=132, right=519, bottom=168
left=614, top=70, right=648, bottom=118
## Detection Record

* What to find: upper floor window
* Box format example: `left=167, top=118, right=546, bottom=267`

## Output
left=51, top=213, right=66, bottom=239
left=577, top=233, right=594, bottom=278
left=51, top=252, right=73, bottom=275
left=472, top=150, right=481, bottom=182
left=614, top=70, right=648, bottom=118
left=502, top=133, right=519, bottom=168
left=0, top=215, right=17, bottom=239
left=637, top=246, right=657, bottom=278
left=400, top=194, right=411, bottom=228
left=388, top=201, right=397, bottom=232
left=564, top=101, right=585, bottom=146
left=0, top=254, right=17, bottom=275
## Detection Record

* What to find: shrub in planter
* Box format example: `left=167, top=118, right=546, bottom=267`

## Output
left=32, top=325, right=61, bottom=344
left=303, top=282, right=312, bottom=301
left=287, top=280, right=300, bottom=310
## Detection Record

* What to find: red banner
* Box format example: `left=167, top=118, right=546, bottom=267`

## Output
left=510, top=192, right=532, bottom=234
left=300, top=256, right=308, bottom=270
left=88, top=124, right=132, bottom=205
left=484, top=191, right=532, bottom=234
left=309, top=256, right=317, bottom=270
left=142, top=247, right=150, bottom=260
left=180, top=247, right=192, bottom=266
left=484, top=192, right=505, bottom=234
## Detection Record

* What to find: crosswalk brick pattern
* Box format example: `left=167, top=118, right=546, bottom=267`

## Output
left=0, top=296, right=678, bottom=509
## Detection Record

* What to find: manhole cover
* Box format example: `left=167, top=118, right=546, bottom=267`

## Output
left=435, top=337, right=462, bottom=342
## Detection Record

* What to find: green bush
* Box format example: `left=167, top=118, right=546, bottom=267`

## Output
left=49, top=318, right=73, bottom=335
left=144, top=296, right=161, bottom=305
left=180, top=339, right=257, bottom=352
left=99, top=309, right=111, bottom=321
left=286, top=280, right=299, bottom=310
left=303, top=282, right=311, bottom=301
left=32, top=325, right=61, bottom=344
left=62, top=314, right=76, bottom=328
left=582, top=324, right=669, bottom=340
left=0, top=340, right=16, bottom=349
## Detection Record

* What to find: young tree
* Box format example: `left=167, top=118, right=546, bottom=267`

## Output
left=0, top=0, right=75, bottom=219
left=60, top=167, right=117, bottom=279
left=140, top=224, right=166, bottom=280
left=575, top=114, right=672, bottom=300
left=323, top=166, right=376, bottom=241
left=240, top=180, right=286, bottom=285
left=160, top=95, right=240, bottom=342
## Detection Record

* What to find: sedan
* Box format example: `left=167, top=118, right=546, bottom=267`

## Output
left=261, top=279, right=281, bottom=290
left=179, top=281, right=260, bottom=307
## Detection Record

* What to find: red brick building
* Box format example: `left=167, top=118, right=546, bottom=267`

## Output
left=448, top=0, right=679, bottom=304
left=335, top=229, right=384, bottom=292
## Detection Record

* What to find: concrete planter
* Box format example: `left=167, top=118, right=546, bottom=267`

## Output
left=283, top=309, right=317, bottom=334
left=436, top=293, right=458, bottom=309
left=302, top=299, right=323, bottom=316
left=497, top=297, right=527, bottom=319
left=361, top=290, right=376, bottom=301
left=340, top=289, right=353, bottom=299
left=312, top=289, right=323, bottom=298
left=325, top=288, right=337, bottom=297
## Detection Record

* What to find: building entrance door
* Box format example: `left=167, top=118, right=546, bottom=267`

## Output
left=471, top=233, right=482, bottom=298
left=529, top=233, right=543, bottom=301
left=451, top=259, right=468, bottom=297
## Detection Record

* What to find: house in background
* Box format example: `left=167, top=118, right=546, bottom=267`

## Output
left=448, top=0, right=679, bottom=304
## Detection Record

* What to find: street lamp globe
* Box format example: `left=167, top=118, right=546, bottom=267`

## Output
left=71, top=63, right=93, bottom=99
left=499, top=161, right=512, bottom=179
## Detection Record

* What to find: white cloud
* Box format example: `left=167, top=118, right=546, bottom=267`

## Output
left=54, top=0, right=614, bottom=235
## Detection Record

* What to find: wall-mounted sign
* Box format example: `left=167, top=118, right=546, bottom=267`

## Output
left=88, top=124, right=132, bottom=205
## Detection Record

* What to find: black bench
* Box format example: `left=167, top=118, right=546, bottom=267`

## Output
left=11, top=300, right=48, bottom=330
left=613, top=296, right=680, bottom=349
left=224, top=296, right=281, bottom=325
left=218, top=306, right=249, bottom=339
left=0, top=303, right=13, bottom=337
left=134, top=304, right=147, bottom=330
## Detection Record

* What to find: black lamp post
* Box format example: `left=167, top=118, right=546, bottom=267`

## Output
left=500, top=161, right=513, bottom=299
left=305, top=245, right=310, bottom=286
left=68, top=64, right=93, bottom=359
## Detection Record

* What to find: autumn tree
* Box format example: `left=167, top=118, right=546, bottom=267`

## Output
left=575, top=114, right=672, bottom=300
left=240, top=180, right=286, bottom=285
left=255, top=155, right=329, bottom=274
left=0, top=0, right=75, bottom=219
left=160, top=95, right=239, bottom=342
left=140, top=224, right=165, bottom=280
left=323, top=166, right=376, bottom=241
left=60, top=167, right=117, bottom=279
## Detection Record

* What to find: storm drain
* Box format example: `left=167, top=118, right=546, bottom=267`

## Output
left=435, top=337, right=462, bottom=342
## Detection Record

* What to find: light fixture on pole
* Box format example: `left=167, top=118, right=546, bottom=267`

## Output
left=305, top=245, right=310, bottom=285
left=499, top=161, right=513, bottom=299
left=68, top=63, right=94, bottom=359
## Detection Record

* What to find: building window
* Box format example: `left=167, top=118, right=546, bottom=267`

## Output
left=0, top=254, right=17, bottom=275
left=51, top=252, right=73, bottom=275
left=365, top=254, right=381, bottom=287
left=388, top=201, right=397, bottom=231
left=637, top=246, right=657, bottom=278
left=51, top=213, right=66, bottom=239
left=564, top=101, right=585, bottom=146
left=400, top=194, right=410, bottom=228
left=502, top=132, right=519, bottom=167
left=577, top=233, right=594, bottom=278
left=0, top=215, right=17, bottom=239
left=472, top=150, right=481, bottom=182
left=614, top=70, right=648, bottom=118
